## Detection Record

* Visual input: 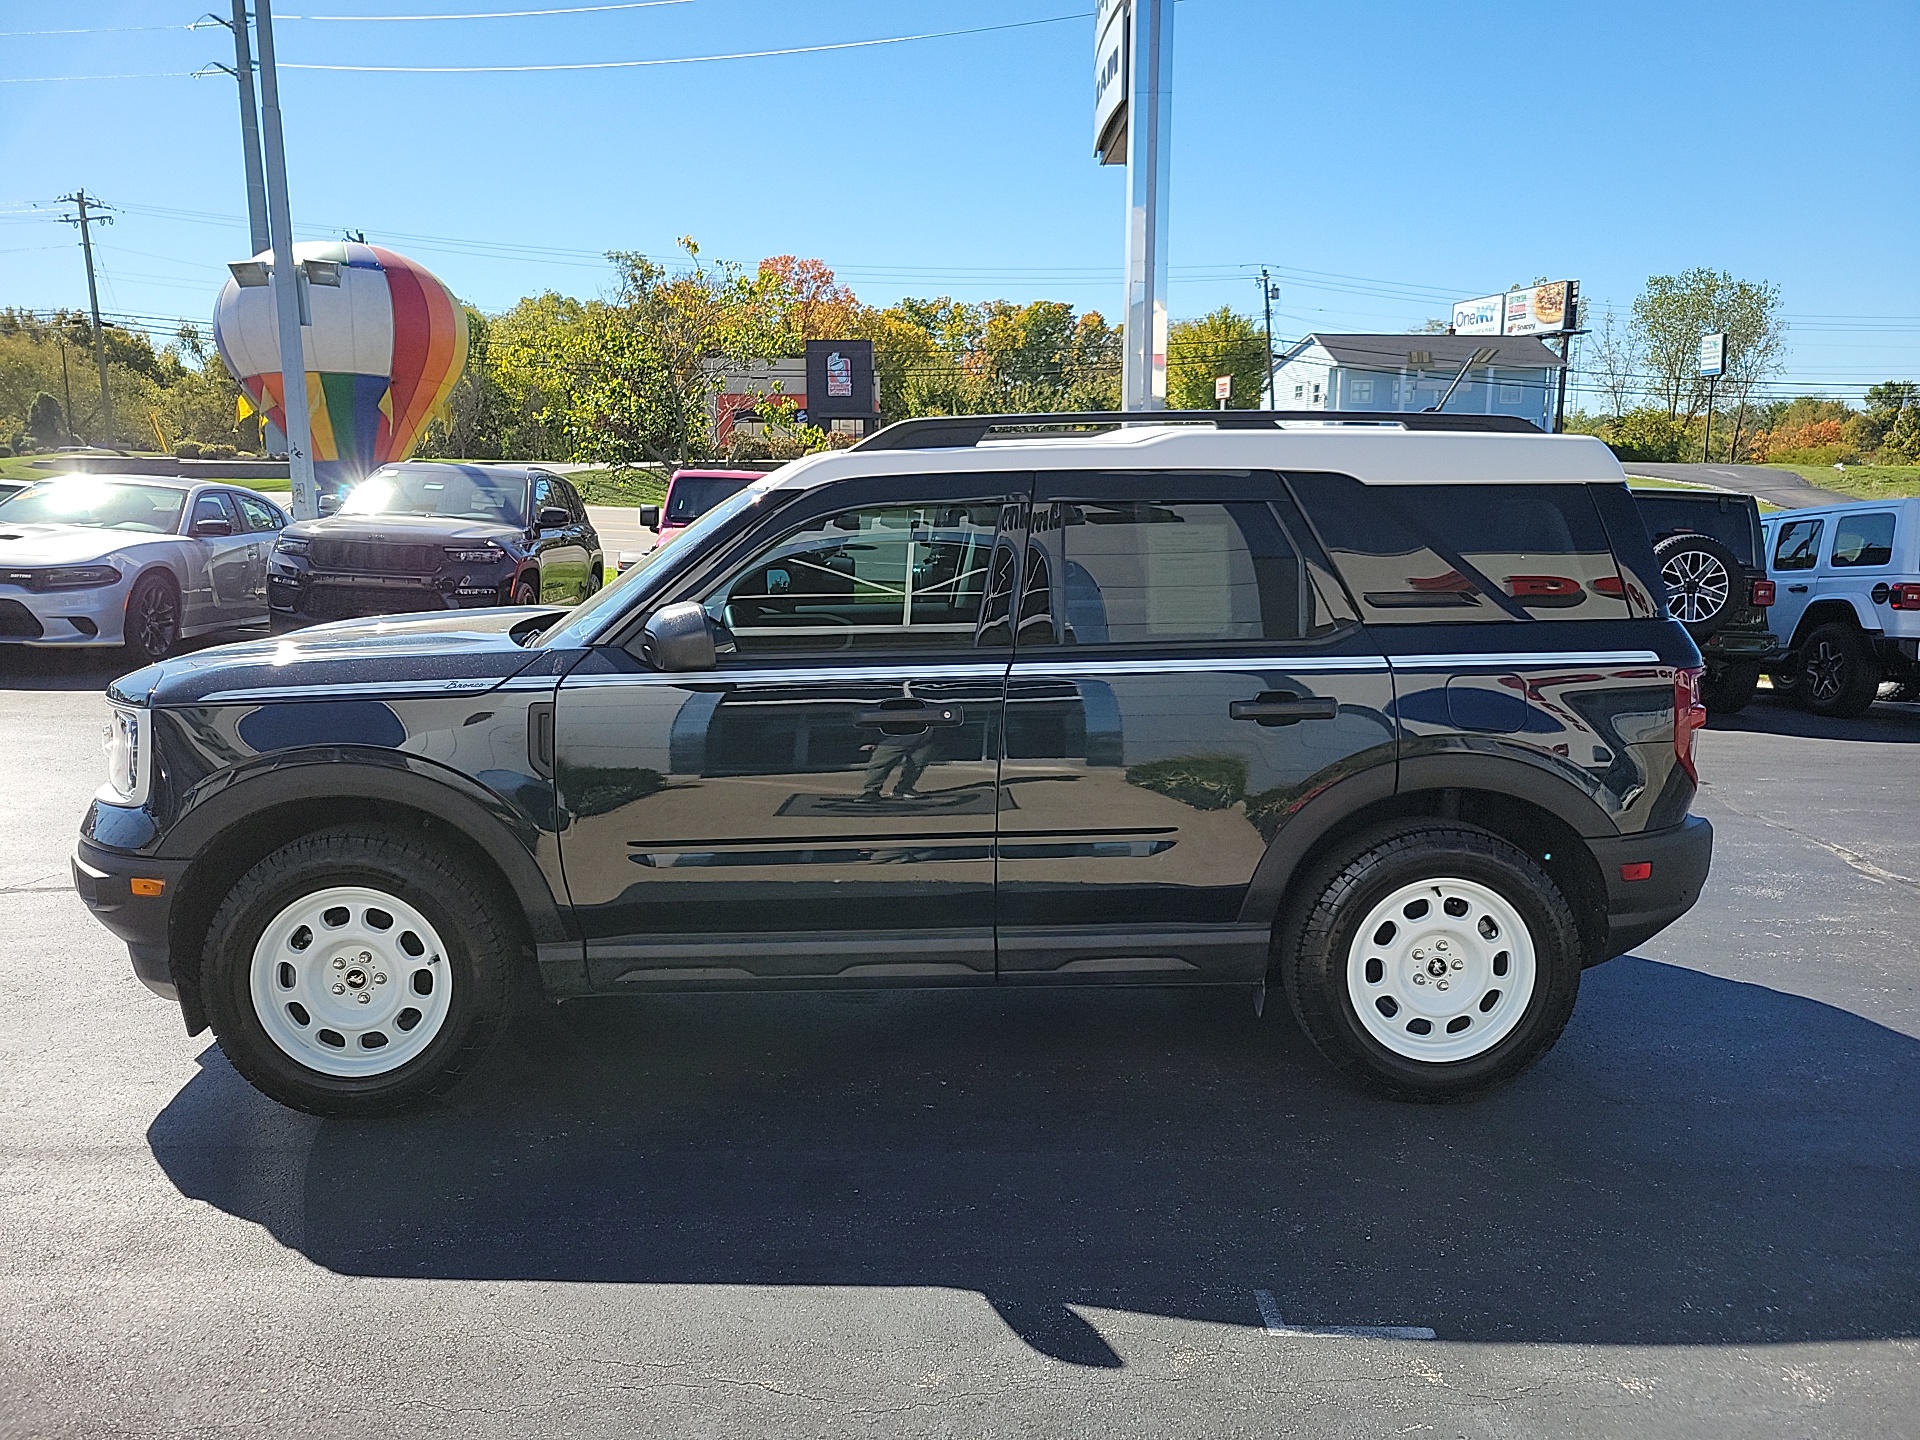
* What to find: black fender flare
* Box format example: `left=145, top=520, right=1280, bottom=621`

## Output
left=157, top=748, right=570, bottom=945
left=1236, top=752, right=1617, bottom=928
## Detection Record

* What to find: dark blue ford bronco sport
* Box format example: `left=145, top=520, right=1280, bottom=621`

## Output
left=75, top=412, right=1712, bottom=1114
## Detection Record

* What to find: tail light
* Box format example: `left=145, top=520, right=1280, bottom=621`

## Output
left=1891, top=584, right=1920, bottom=610
left=1749, top=578, right=1775, bottom=607
left=1674, top=666, right=1706, bottom=783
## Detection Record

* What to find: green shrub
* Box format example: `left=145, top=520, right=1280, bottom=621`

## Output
left=1124, top=755, right=1248, bottom=810
left=173, top=442, right=203, bottom=460
left=1605, top=408, right=1688, bottom=463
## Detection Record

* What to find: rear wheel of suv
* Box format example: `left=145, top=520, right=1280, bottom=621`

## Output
left=1800, top=620, right=1880, bottom=718
left=1702, top=661, right=1761, bottom=715
left=510, top=576, right=538, bottom=607
left=201, top=825, right=517, bottom=1116
left=1278, top=822, right=1583, bottom=1102
left=1653, top=531, right=1741, bottom=640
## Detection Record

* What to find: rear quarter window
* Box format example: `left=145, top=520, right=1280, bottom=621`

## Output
left=1286, top=472, right=1632, bottom=624
left=1630, top=492, right=1761, bottom=567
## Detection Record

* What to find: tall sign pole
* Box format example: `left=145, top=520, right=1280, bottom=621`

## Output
left=1094, top=0, right=1172, bottom=412
left=1698, top=332, right=1726, bottom=463
left=252, top=0, right=318, bottom=518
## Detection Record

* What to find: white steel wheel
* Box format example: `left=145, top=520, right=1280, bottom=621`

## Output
left=248, top=885, right=453, bottom=1078
left=1345, top=877, right=1538, bottom=1063
left=1659, top=548, right=1730, bottom=625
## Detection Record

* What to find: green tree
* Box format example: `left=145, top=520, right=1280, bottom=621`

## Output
left=25, top=392, right=65, bottom=447
left=1628, top=269, right=1784, bottom=459
left=1167, top=307, right=1267, bottom=410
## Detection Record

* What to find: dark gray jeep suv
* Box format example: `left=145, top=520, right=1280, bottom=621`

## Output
left=74, top=412, right=1712, bottom=1114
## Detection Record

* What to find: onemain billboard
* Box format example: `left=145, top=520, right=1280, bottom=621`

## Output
left=1451, top=281, right=1579, bottom=337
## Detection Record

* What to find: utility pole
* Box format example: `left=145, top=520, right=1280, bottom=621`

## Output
left=57, top=329, right=76, bottom=442
left=58, top=191, right=115, bottom=445
left=201, top=4, right=271, bottom=256
left=252, top=0, right=319, bottom=518
left=1121, top=0, right=1173, bottom=411
left=1258, top=269, right=1277, bottom=409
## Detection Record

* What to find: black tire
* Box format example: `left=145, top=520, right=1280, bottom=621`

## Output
left=201, top=825, right=519, bottom=1116
left=123, top=570, right=181, bottom=662
left=510, top=576, right=539, bottom=607
left=1277, top=821, right=1584, bottom=1103
left=1652, top=531, right=1743, bottom=641
left=1769, top=662, right=1802, bottom=699
left=1701, top=660, right=1761, bottom=715
left=1799, top=620, right=1880, bottom=718
left=584, top=563, right=603, bottom=598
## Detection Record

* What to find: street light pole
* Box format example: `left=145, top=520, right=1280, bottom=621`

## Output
left=251, top=0, right=318, bottom=518
left=1121, top=0, right=1173, bottom=412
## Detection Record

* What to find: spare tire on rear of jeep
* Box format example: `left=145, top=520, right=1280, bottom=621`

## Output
left=1652, top=531, right=1742, bottom=641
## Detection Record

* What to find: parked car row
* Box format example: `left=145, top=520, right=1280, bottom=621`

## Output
left=0, top=463, right=605, bottom=660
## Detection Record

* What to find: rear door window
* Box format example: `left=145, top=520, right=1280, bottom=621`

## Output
left=1288, top=472, right=1630, bottom=622
left=1021, top=477, right=1348, bottom=647
left=1830, top=512, right=1894, bottom=568
left=1773, top=518, right=1824, bottom=571
left=1631, top=493, right=1760, bottom=566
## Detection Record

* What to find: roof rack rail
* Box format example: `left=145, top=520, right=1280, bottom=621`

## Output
left=852, top=409, right=1544, bottom=452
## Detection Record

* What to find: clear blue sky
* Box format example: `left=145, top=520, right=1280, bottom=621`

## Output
left=4, top=0, right=1916, bottom=404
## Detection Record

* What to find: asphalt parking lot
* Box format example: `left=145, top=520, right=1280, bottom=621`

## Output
left=2, top=644, right=1917, bottom=1439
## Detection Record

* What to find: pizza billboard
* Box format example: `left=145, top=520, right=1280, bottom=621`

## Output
left=1451, top=281, right=1579, bottom=337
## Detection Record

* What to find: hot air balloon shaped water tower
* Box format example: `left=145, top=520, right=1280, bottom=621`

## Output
left=214, top=241, right=468, bottom=505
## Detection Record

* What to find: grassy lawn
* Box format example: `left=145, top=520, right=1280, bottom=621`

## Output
left=569, top=467, right=668, bottom=506
left=1761, top=463, right=1920, bottom=501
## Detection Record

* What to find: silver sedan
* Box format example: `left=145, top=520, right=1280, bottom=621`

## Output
left=0, top=474, right=288, bottom=661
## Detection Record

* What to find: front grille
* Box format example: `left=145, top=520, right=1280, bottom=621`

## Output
left=0, top=599, right=44, bottom=638
left=302, top=585, right=447, bottom=620
left=309, top=539, right=443, bottom=575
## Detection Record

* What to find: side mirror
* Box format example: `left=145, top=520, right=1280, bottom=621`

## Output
left=638, top=601, right=716, bottom=672
left=190, top=517, right=234, bottom=537
left=638, top=504, right=660, bottom=531
left=318, top=494, right=341, bottom=516
left=537, top=505, right=572, bottom=529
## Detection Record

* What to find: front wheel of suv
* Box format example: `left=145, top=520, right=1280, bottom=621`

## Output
left=1799, top=620, right=1880, bottom=718
left=201, top=826, right=518, bottom=1116
left=1278, top=822, right=1583, bottom=1103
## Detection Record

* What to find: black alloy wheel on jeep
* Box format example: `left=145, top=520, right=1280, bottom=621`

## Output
left=200, top=825, right=518, bottom=1115
left=1652, top=531, right=1742, bottom=641
left=1277, top=821, right=1584, bottom=1102
left=1799, top=620, right=1881, bottom=719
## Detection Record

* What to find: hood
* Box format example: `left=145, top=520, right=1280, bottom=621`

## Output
left=283, top=514, right=522, bottom=545
left=110, top=605, right=571, bottom=708
left=0, top=523, right=170, bottom=566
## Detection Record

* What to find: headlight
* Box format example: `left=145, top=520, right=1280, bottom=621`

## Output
left=446, top=544, right=506, bottom=563
left=100, top=705, right=151, bottom=807
left=274, top=536, right=309, bottom=556
left=18, top=564, right=121, bottom=591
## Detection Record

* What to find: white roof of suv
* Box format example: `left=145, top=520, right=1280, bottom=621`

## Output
left=768, top=421, right=1626, bottom=491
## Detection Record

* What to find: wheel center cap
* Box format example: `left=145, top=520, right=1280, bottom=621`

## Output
left=1426, top=957, right=1448, bottom=978
left=344, top=967, right=368, bottom=990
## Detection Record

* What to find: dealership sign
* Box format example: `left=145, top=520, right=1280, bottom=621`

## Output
left=1094, top=0, right=1128, bottom=163
left=1451, top=280, right=1579, bottom=337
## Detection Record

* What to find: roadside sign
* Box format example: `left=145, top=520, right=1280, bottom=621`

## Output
left=1698, top=332, right=1726, bottom=378
left=1450, top=281, right=1579, bottom=337
left=1093, top=0, right=1128, bottom=163
left=1215, top=375, right=1232, bottom=401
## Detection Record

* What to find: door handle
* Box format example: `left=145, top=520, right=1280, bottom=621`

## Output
left=854, top=703, right=963, bottom=733
left=1230, top=694, right=1339, bottom=726
left=528, top=701, right=554, bottom=777
left=1786, top=584, right=1809, bottom=593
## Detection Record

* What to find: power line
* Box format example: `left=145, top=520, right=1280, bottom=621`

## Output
left=283, top=1, right=691, bottom=18
left=279, top=11, right=1088, bottom=71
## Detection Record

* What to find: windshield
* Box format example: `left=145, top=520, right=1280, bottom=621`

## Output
left=534, top=481, right=775, bottom=649
left=0, top=478, right=187, bottom=534
left=666, top=474, right=754, bottom=525
left=342, top=466, right=527, bottom=526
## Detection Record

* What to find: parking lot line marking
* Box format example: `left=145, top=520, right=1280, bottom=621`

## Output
left=1254, top=1289, right=1436, bottom=1341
